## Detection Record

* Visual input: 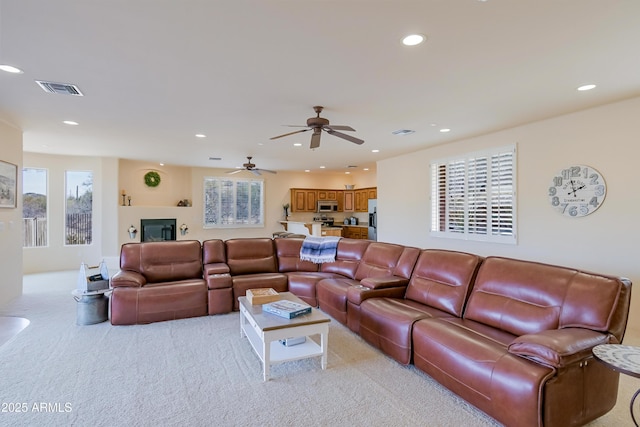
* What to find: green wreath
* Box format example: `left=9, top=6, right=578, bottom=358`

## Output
left=144, top=171, right=161, bottom=187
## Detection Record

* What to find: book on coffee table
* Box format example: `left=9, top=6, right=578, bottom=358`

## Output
left=246, top=288, right=280, bottom=305
left=262, top=299, right=312, bottom=319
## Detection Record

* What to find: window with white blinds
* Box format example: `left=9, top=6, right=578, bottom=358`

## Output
left=203, top=177, right=264, bottom=228
left=430, top=145, right=516, bottom=244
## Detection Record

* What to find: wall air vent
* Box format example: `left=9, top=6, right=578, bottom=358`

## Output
left=35, top=80, right=84, bottom=96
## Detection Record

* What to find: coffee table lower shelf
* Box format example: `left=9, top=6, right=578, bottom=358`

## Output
left=239, top=296, right=329, bottom=381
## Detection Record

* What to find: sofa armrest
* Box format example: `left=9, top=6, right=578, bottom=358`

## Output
left=110, top=270, right=146, bottom=288
left=360, top=276, right=409, bottom=290
left=508, top=328, right=616, bottom=368
left=347, top=285, right=406, bottom=305
left=204, top=263, right=230, bottom=276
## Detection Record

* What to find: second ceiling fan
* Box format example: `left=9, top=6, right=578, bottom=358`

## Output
left=226, top=157, right=276, bottom=176
left=270, top=106, right=364, bottom=149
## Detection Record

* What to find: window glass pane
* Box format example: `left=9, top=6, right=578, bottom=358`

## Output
left=22, top=168, right=48, bottom=247
left=65, top=170, right=93, bottom=245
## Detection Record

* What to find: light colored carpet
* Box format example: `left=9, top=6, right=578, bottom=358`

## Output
left=0, top=271, right=636, bottom=426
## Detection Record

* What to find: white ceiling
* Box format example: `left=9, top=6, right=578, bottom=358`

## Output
left=1, top=0, right=639, bottom=173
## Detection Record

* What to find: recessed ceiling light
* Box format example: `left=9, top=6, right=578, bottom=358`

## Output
left=293, top=143, right=302, bottom=147
left=304, top=170, right=310, bottom=173
left=345, top=171, right=351, bottom=174
left=0, top=64, right=23, bottom=74
left=320, top=166, right=326, bottom=169
left=577, top=84, right=596, bottom=91
left=159, top=163, right=164, bottom=166
left=372, top=149, right=380, bottom=153
left=402, top=34, right=426, bottom=46
left=363, top=168, right=369, bottom=171
left=195, top=134, right=206, bottom=138
left=63, top=120, right=79, bottom=126
left=440, top=128, right=451, bottom=133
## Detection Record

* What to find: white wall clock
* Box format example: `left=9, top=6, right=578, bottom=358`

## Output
left=548, top=165, right=606, bottom=217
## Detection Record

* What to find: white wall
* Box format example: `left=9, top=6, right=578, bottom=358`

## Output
left=0, top=119, right=23, bottom=307
left=378, top=96, right=640, bottom=333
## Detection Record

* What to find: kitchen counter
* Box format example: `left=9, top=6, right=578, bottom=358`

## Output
left=279, top=221, right=321, bottom=236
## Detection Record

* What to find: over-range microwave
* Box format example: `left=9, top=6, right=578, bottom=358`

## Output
left=317, top=201, right=339, bottom=213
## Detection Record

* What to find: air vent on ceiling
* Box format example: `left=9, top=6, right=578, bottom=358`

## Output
left=35, top=80, right=84, bottom=96
left=391, top=129, right=415, bottom=135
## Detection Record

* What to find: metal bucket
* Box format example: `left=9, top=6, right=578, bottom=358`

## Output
left=74, top=294, right=108, bottom=325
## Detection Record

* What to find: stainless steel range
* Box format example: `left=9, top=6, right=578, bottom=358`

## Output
left=313, top=216, right=335, bottom=227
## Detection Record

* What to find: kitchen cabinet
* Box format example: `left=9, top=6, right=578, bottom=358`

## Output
left=290, top=187, right=375, bottom=213
left=342, top=226, right=369, bottom=239
left=354, top=187, right=377, bottom=212
left=291, top=189, right=317, bottom=212
left=343, top=191, right=354, bottom=212
left=321, top=227, right=342, bottom=237
left=317, top=190, right=338, bottom=201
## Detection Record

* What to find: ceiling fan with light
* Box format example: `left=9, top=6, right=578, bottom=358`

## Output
left=226, top=156, right=277, bottom=175
left=270, top=106, right=364, bottom=149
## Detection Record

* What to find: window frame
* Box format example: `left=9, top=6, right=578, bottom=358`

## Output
left=22, top=167, right=49, bottom=248
left=430, top=144, right=517, bottom=244
left=64, top=170, right=93, bottom=246
left=203, top=176, right=265, bottom=228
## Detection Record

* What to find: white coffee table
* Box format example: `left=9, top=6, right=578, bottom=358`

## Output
left=238, top=292, right=330, bottom=381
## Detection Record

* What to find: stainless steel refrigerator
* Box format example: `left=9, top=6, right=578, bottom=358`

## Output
left=368, top=199, right=377, bottom=241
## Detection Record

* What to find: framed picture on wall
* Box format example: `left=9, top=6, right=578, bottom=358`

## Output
left=0, top=160, right=17, bottom=208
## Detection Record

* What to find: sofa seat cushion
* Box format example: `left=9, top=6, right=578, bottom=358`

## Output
left=286, top=272, right=342, bottom=307
left=317, top=277, right=359, bottom=324
left=111, top=280, right=207, bottom=325
left=359, top=298, right=455, bottom=365
left=231, top=273, right=288, bottom=310
left=412, top=317, right=554, bottom=427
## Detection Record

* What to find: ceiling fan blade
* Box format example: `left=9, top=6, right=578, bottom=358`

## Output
left=226, top=169, right=243, bottom=174
left=326, top=129, right=364, bottom=145
left=310, top=131, right=321, bottom=149
left=270, top=129, right=310, bottom=140
left=325, top=125, right=355, bottom=132
left=256, top=168, right=277, bottom=174
left=250, top=169, right=262, bottom=176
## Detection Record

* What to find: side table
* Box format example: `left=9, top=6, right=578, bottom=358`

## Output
left=593, top=344, right=640, bottom=426
left=72, top=289, right=112, bottom=325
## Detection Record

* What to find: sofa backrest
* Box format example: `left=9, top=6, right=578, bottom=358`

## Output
left=225, top=238, right=278, bottom=275
left=464, top=256, right=626, bottom=337
left=274, top=238, right=319, bottom=273
left=354, top=242, right=420, bottom=281
left=202, top=239, right=226, bottom=264
left=405, top=249, right=483, bottom=317
left=119, top=240, right=203, bottom=283
left=320, top=238, right=371, bottom=279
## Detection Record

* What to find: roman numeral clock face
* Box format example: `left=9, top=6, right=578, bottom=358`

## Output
left=548, top=165, right=607, bottom=217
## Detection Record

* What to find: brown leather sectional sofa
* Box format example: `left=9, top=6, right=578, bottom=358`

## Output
left=110, top=237, right=632, bottom=427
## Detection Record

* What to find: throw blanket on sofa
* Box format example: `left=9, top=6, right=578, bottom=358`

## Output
left=300, top=236, right=341, bottom=264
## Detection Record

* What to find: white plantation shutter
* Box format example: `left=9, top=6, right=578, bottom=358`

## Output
left=204, top=177, right=264, bottom=228
left=431, top=145, right=516, bottom=244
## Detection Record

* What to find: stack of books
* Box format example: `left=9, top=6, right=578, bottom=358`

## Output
left=262, top=300, right=312, bottom=319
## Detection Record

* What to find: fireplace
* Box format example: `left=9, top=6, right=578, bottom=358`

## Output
left=140, top=219, right=176, bottom=242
